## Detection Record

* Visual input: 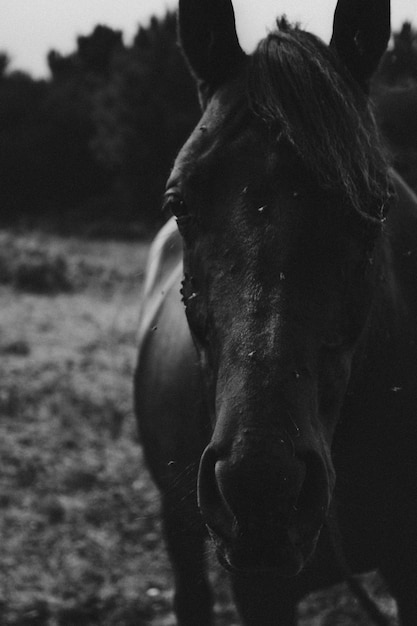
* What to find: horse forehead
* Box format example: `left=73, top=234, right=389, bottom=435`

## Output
left=171, top=80, right=255, bottom=181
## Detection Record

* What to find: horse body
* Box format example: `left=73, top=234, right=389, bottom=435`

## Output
left=136, top=219, right=204, bottom=478
left=135, top=1, right=417, bottom=624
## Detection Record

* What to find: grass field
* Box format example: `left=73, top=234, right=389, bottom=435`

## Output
left=0, top=230, right=398, bottom=625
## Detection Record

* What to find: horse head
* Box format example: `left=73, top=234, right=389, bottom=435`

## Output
left=165, top=0, right=392, bottom=576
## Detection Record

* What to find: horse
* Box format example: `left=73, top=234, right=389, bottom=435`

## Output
left=134, top=0, right=417, bottom=624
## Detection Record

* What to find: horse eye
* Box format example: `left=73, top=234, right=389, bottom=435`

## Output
left=163, top=192, right=188, bottom=218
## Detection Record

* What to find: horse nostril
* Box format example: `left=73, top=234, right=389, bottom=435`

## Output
left=198, top=444, right=330, bottom=552
left=198, top=447, right=235, bottom=539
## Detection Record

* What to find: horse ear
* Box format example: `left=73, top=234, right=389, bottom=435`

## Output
left=330, top=0, right=390, bottom=91
left=178, top=0, right=246, bottom=93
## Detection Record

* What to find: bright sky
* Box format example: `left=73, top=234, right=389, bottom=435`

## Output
left=0, top=0, right=416, bottom=78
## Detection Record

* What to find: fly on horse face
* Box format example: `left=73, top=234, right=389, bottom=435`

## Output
left=135, top=0, right=417, bottom=624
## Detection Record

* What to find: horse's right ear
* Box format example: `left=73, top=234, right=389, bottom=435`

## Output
left=178, top=0, right=246, bottom=97
left=330, top=0, right=390, bottom=91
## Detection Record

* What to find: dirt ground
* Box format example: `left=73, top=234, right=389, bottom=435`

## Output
left=0, top=230, right=399, bottom=625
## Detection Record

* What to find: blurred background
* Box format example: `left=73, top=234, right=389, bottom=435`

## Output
left=0, top=2, right=415, bottom=625
left=0, top=2, right=416, bottom=236
left=0, top=9, right=199, bottom=237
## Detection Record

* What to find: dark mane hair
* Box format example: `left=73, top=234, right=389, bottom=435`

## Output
left=248, top=19, right=391, bottom=221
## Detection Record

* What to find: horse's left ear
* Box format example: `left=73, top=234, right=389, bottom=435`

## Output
left=178, top=0, right=246, bottom=97
left=330, top=0, right=390, bottom=91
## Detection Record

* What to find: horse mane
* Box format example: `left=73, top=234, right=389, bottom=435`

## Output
left=248, top=18, right=391, bottom=221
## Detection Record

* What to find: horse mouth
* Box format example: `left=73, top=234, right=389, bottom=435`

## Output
left=208, top=524, right=321, bottom=577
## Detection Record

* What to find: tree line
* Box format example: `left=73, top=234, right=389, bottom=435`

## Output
left=374, top=22, right=417, bottom=193
left=0, top=14, right=416, bottom=236
left=0, top=13, right=199, bottom=235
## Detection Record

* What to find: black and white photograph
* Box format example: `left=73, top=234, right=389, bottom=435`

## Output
left=0, top=1, right=416, bottom=624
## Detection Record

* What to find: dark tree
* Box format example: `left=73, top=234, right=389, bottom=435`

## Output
left=40, top=26, right=125, bottom=226
left=377, top=22, right=417, bottom=85
left=92, top=12, right=200, bottom=229
left=0, top=15, right=195, bottom=232
left=373, top=23, right=417, bottom=192
left=0, top=53, right=9, bottom=79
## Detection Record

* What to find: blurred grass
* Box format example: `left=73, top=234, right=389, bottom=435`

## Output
left=0, top=231, right=150, bottom=295
left=0, top=231, right=175, bottom=625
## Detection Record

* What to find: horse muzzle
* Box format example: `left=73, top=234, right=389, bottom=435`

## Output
left=198, top=437, right=332, bottom=576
